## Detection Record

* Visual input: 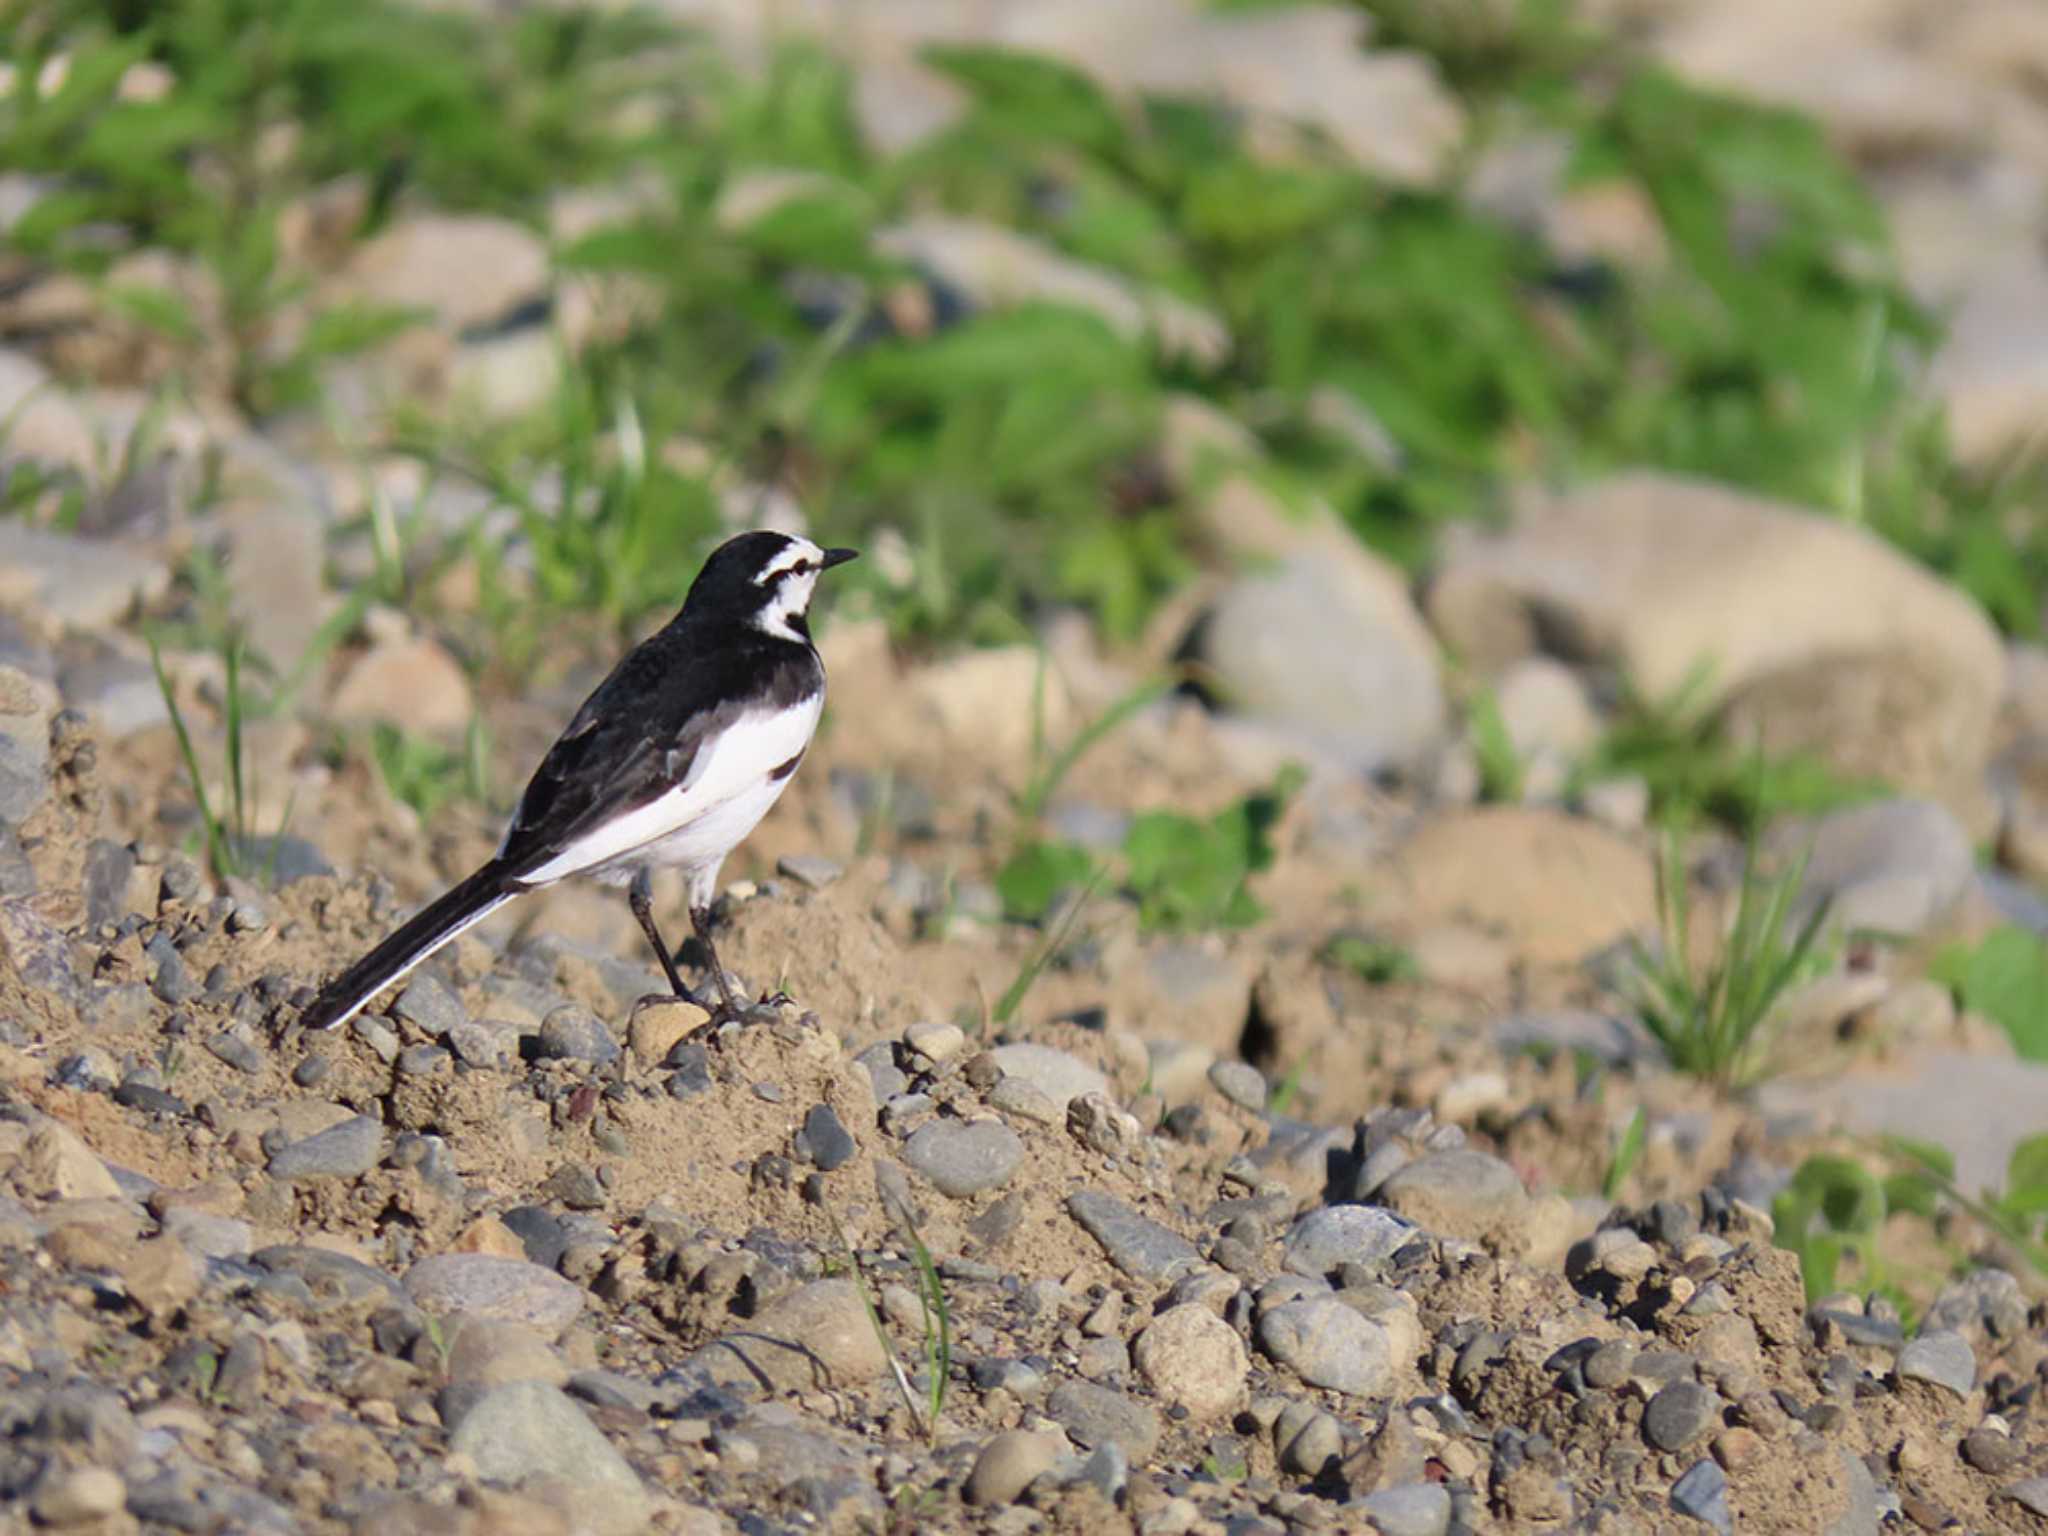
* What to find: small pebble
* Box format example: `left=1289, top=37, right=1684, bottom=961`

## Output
left=293, top=1054, right=331, bottom=1087
left=395, top=974, right=466, bottom=1035
left=1354, top=1482, right=1452, bottom=1536
left=801, top=1104, right=857, bottom=1172
left=1895, top=1329, right=1975, bottom=1399
left=1964, top=1426, right=2020, bottom=1475
left=906, top=1119, right=1024, bottom=1198
left=1644, top=1381, right=1719, bottom=1453
left=268, top=1114, right=384, bottom=1180
left=537, top=1006, right=619, bottom=1065
left=776, top=854, right=842, bottom=890
left=1670, top=1459, right=1732, bottom=1536
left=965, top=1429, right=1063, bottom=1506
left=1207, top=1059, right=1266, bottom=1113
left=905, top=1020, right=966, bottom=1063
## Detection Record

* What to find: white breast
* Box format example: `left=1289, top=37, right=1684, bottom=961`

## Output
left=516, top=693, right=822, bottom=887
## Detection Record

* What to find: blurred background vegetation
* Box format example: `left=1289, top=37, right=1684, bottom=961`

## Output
left=6, top=0, right=2043, bottom=659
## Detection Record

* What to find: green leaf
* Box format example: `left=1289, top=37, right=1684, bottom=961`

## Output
left=996, top=840, right=1096, bottom=923
left=1931, top=928, right=2048, bottom=1059
left=2008, top=1134, right=2048, bottom=1203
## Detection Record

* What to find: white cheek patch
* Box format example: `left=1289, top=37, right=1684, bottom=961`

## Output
left=755, top=568, right=821, bottom=639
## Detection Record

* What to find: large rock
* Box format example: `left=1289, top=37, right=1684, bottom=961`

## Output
left=1389, top=807, right=1655, bottom=966
left=1427, top=474, right=2005, bottom=817
left=1184, top=451, right=1445, bottom=773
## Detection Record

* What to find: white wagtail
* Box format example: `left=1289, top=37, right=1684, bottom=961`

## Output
left=299, top=530, right=857, bottom=1034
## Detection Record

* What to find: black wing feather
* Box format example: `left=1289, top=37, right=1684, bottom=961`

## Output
left=497, top=618, right=821, bottom=882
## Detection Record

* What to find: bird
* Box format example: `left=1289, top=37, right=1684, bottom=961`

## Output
left=299, top=529, right=857, bottom=1035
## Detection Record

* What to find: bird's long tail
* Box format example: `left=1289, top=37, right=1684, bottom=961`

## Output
left=299, top=862, right=521, bottom=1032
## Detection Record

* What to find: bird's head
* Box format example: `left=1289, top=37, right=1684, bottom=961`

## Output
left=684, top=529, right=858, bottom=642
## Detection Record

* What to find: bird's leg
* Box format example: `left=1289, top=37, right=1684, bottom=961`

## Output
left=689, top=903, right=746, bottom=1019
left=629, top=870, right=698, bottom=1005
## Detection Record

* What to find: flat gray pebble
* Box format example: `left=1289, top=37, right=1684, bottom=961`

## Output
left=2003, top=1477, right=2048, bottom=1519
left=537, top=1005, right=619, bottom=1065
left=447, top=1382, right=647, bottom=1515
left=268, top=1114, right=383, bottom=1180
left=776, top=854, right=842, bottom=889
left=1964, top=1427, right=2020, bottom=1475
left=292, top=1054, right=331, bottom=1087
left=1895, top=1329, right=1975, bottom=1398
left=1643, top=1380, right=1718, bottom=1452
left=1354, top=1482, right=1451, bottom=1536
left=397, top=1044, right=450, bottom=1076
left=987, top=1042, right=1108, bottom=1108
left=906, top=1119, right=1023, bottom=1198
left=1284, top=1204, right=1417, bottom=1279
left=205, top=1031, right=264, bottom=1074
left=1670, top=1459, right=1732, bottom=1536
left=146, top=935, right=197, bottom=1004
left=395, top=974, right=466, bottom=1035
left=1208, top=1059, right=1267, bottom=1112
left=1257, top=1297, right=1393, bottom=1397
left=406, top=1254, right=584, bottom=1337
left=1067, top=1190, right=1201, bottom=1282
left=802, top=1104, right=857, bottom=1171
left=1583, top=1340, right=1636, bottom=1389
left=965, top=1429, right=1063, bottom=1506
left=1046, top=1379, right=1161, bottom=1462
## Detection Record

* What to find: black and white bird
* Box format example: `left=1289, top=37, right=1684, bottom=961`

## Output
left=299, top=529, right=857, bottom=1034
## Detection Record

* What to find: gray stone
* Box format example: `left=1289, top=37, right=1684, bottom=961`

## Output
left=987, top=1042, right=1108, bottom=1108
left=905, top=1119, right=1023, bottom=1198
left=1355, top=1482, right=1452, bottom=1536
left=801, top=1104, right=857, bottom=1171
left=204, top=1031, right=263, bottom=1074
left=1758, top=1052, right=2048, bottom=1205
left=965, top=1429, right=1064, bottom=1506
left=1643, top=1381, right=1718, bottom=1452
left=1376, top=1148, right=1529, bottom=1250
left=854, top=1041, right=908, bottom=1102
left=1202, top=544, right=1445, bottom=772
left=0, top=523, right=171, bottom=628
left=268, top=1114, right=383, bottom=1180
left=537, top=1005, right=619, bottom=1065
left=146, top=933, right=196, bottom=1004
left=1284, top=1205, right=1418, bottom=1280
left=57, top=646, right=167, bottom=738
left=1067, top=1190, right=1201, bottom=1282
left=395, top=974, right=466, bottom=1036
left=776, top=854, right=842, bottom=889
left=1670, top=1459, right=1732, bottom=1536
left=81, top=840, right=134, bottom=927
left=252, top=1245, right=408, bottom=1309
left=1046, top=1379, right=1161, bottom=1462
left=1257, top=1297, right=1394, bottom=1397
left=1825, top=1448, right=1881, bottom=1536
left=1895, top=1329, right=1975, bottom=1398
left=1788, top=798, right=1975, bottom=936
left=406, top=1254, right=584, bottom=1338
left=1207, top=1059, right=1267, bottom=1112
left=2002, top=1477, right=2048, bottom=1520
left=447, top=1382, right=648, bottom=1529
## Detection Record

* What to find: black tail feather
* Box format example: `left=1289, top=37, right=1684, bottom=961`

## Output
left=299, top=862, right=518, bottom=1032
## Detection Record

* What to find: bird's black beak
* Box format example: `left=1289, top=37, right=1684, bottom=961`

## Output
left=821, top=547, right=859, bottom=570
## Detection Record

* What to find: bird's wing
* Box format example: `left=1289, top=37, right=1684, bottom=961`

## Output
left=498, top=633, right=822, bottom=885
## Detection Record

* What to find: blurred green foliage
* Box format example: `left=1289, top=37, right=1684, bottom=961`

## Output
left=1930, top=927, right=2048, bottom=1060
left=5, top=0, right=2044, bottom=647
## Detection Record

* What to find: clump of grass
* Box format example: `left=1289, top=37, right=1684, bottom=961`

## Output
left=828, top=1194, right=952, bottom=1444
left=150, top=633, right=293, bottom=884
left=1624, top=823, right=1833, bottom=1087
left=1601, top=1106, right=1648, bottom=1201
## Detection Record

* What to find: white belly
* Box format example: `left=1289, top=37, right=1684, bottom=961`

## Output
left=514, top=693, right=821, bottom=891
left=596, top=767, right=795, bottom=885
